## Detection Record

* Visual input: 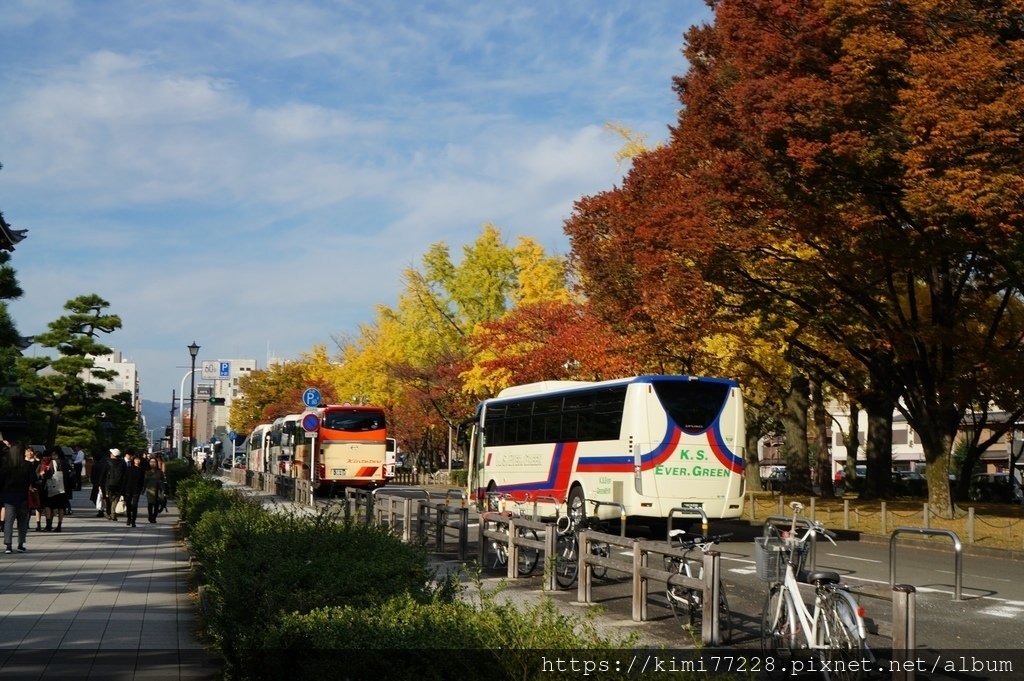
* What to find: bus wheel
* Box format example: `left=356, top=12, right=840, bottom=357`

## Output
left=567, top=486, right=586, bottom=529
left=487, top=482, right=499, bottom=512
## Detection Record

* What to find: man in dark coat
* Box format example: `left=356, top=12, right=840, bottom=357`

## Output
left=103, top=448, right=126, bottom=521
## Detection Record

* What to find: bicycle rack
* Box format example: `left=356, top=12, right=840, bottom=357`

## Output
left=889, top=527, right=963, bottom=601
left=667, top=505, right=709, bottom=541
left=531, top=495, right=562, bottom=521
left=589, top=499, right=627, bottom=537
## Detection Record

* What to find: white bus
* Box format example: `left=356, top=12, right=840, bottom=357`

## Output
left=246, top=423, right=273, bottom=474
left=464, top=375, right=746, bottom=524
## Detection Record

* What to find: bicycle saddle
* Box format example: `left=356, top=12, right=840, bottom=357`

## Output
left=798, top=569, right=841, bottom=585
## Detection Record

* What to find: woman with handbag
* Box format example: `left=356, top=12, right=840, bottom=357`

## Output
left=25, top=447, right=43, bottom=530
left=0, top=442, right=38, bottom=553
left=37, top=449, right=67, bottom=532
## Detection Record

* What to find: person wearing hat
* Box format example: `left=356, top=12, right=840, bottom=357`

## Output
left=103, top=448, right=126, bottom=521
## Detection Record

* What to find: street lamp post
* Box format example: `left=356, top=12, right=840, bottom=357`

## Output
left=177, top=370, right=197, bottom=456
left=188, top=341, right=200, bottom=461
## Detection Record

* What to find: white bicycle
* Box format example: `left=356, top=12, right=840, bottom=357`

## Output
left=758, top=502, right=872, bottom=680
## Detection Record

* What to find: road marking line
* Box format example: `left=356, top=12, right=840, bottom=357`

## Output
left=935, top=569, right=1011, bottom=583
left=825, top=553, right=882, bottom=563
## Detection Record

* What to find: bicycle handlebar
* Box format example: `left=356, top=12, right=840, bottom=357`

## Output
left=674, top=531, right=733, bottom=550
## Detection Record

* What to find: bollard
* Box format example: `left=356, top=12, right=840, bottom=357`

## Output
left=809, top=497, right=815, bottom=521
left=881, top=501, right=887, bottom=536
left=844, top=499, right=850, bottom=530
left=749, top=493, right=755, bottom=520
left=701, top=551, right=721, bottom=646
left=403, top=498, right=413, bottom=543
left=968, top=507, right=975, bottom=544
left=892, top=584, right=917, bottom=681
left=778, top=495, right=784, bottom=516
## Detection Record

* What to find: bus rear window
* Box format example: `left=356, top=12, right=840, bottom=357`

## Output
left=322, top=411, right=386, bottom=432
left=652, top=381, right=729, bottom=433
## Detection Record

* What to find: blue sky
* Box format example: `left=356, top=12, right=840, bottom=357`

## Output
left=0, top=1, right=711, bottom=403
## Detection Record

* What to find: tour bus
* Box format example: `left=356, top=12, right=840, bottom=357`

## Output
left=269, top=413, right=302, bottom=474
left=463, top=375, right=746, bottom=524
left=246, top=423, right=273, bottom=474
left=385, top=437, right=398, bottom=479
left=293, top=404, right=389, bottom=494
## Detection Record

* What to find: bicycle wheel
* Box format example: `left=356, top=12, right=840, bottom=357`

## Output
left=664, top=556, right=696, bottom=629
left=591, top=541, right=609, bottom=579
left=717, top=583, right=733, bottom=645
left=816, top=591, right=865, bottom=681
left=554, top=532, right=579, bottom=588
left=517, top=528, right=540, bottom=576
left=491, top=524, right=509, bottom=569
left=761, top=583, right=794, bottom=660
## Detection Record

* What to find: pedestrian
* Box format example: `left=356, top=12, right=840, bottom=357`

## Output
left=25, top=447, right=43, bottom=530
left=90, top=449, right=110, bottom=518
left=104, top=448, right=126, bottom=521
left=144, top=456, right=164, bottom=523
left=123, top=452, right=145, bottom=528
left=154, top=453, right=169, bottom=512
left=59, top=449, right=74, bottom=516
left=37, top=450, right=68, bottom=532
left=0, top=441, right=35, bottom=554
left=73, top=444, right=86, bottom=491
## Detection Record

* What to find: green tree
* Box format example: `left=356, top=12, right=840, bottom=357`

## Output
left=19, top=295, right=122, bottom=449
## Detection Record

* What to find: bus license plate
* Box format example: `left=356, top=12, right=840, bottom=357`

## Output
left=333, top=468, right=346, bottom=476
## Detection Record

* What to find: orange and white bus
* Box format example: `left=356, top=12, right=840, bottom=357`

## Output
left=464, top=375, right=746, bottom=524
left=293, top=404, right=389, bottom=493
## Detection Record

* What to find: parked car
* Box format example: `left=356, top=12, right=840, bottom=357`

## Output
left=968, top=473, right=1022, bottom=504
left=893, top=470, right=927, bottom=497
left=764, top=467, right=788, bottom=492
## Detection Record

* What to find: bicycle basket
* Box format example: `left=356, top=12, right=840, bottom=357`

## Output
left=753, top=536, right=806, bottom=582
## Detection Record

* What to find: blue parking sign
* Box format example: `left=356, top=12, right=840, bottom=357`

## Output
left=219, top=361, right=230, bottom=378
left=302, top=387, right=322, bottom=408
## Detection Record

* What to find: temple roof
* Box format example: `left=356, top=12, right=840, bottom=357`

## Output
left=0, top=213, right=27, bottom=251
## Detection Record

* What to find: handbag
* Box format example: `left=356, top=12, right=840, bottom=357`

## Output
left=28, top=486, right=41, bottom=510
left=45, top=476, right=61, bottom=495
left=115, top=497, right=126, bottom=514
left=95, top=495, right=104, bottom=511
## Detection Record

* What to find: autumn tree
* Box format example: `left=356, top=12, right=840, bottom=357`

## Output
left=230, top=358, right=337, bottom=435
left=568, top=0, right=1024, bottom=518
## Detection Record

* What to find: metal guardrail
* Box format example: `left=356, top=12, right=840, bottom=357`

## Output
left=889, top=527, right=963, bottom=601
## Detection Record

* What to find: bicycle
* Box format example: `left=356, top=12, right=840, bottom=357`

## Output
left=486, top=495, right=539, bottom=577
left=491, top=514, right=540, bottom=576
left=664, top=530, right=733, bottom=644
left=553, top=499, right=611, bottom=589
left=758, top=501, right=872, bottom=680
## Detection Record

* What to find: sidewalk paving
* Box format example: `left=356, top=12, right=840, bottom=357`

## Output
left=0, top=484, right=221, bottom=681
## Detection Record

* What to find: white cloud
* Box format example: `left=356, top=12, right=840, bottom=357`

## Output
left=0, top=1, right=711, bottom=400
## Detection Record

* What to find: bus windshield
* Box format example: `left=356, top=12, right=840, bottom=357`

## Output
left=652, top=380, right=729, bottom=433
left=322, top=410, right=385, bottom=432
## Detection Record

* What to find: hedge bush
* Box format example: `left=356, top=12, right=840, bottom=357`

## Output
left=254, top=591, right=635, bottom=680
left=188, top=503, right=436, bottom=675
left=164, top=457, right=199, bottom=497
left=175, top=475, right=235, bottom=529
